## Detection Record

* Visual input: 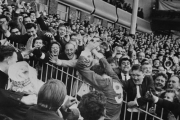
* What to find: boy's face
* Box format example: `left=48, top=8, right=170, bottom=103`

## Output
left=164, top=92, right=174, bottom=102
left=34, top=40, right=43, bottom=48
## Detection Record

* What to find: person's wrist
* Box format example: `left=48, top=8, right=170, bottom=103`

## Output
left=154, top=96, right=159, bottom=103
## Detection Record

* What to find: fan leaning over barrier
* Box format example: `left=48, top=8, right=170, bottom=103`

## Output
left=75, top=41, right=123, bottom=120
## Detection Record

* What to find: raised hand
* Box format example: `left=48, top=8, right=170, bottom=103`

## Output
left=49, top=54, right=58, bottom=64
left=45, top=32, right=55, bottom=40
left=25, top=36, right=37, bottom=52
left=85, top=41, right=100, bottom=51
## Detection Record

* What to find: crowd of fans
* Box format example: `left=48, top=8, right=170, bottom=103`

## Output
left=103, top=0, right=144, bottom=18
left=0, top=0, right=180, bottom=120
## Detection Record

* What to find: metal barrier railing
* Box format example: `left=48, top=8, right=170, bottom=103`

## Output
left=6, top=42, right=179, bottom=120
left=29, top=60, right=170, bottom=120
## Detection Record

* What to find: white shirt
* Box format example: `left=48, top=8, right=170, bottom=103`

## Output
left=121, top=73, right=130, bottom=81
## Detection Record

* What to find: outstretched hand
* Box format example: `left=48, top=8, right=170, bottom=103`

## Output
left=62, top=97, right=77, bottom=111
left=145, top=90, right=158, bottom=103
left=85, top=41, right=101, bottom=52
left=49, top=54, right=58, bottom=64
left=26, top=36, right=37, bottom=52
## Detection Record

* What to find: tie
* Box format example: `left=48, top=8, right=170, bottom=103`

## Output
left=136, top=85, right=141, bottom=99
left=124, top=74, right=127, bottom=81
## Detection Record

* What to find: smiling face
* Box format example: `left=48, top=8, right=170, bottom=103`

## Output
left=131, top=70, right=144, bottom=85
left=121, top=60, right=131, bottom=73
left=65, top=43, right=76, bottom=60
left=167, top=76, right=180, bottom=90
left=142, top=64, right=152, bottom=75
left=155, top=76, right=166, bottom=90
left=34, top=39, right=43, bottom=48
left=51, top=44, right=60, bottom=56
left=58, top=26, right=66, bottom=37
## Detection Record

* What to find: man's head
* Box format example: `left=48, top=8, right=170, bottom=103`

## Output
left=38, top=79, right=67, bottom=110
left=2, top=10, right=11, bottom=18
left=70, top=33, right=78, bottom=42
left=65, top=43, right=76, bottom=60
left=153, top=59, right=160, bottom=67
left=29, top=11, right=36, bottom=23
left=137, top=52, right=145, bottom=63
left=0, top=15, right=8, bottom=25
left=58, top=24, right=66, bottom=37
left=119, top=56, right=131, bottom=73
left=78, top=91, right=106, bottom=120
left=25, top=23, right=37, bottom=37
left=167, top=75, right=180, bottom=90
left=0, top=45, right=17, bottom=72
left=131, top=64, right=145, bottom=85
left=141, top=61, right=152, bottom=75
left=10, top=27, right=21, bottom=35
left=23, top=16, right=32, bottom=25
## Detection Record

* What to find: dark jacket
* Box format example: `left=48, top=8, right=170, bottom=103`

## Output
left=124, top=75, right=155, bottom=102
left=25, top=106, right=71, bottom=120
left=0, top=89, right=30, bottom=120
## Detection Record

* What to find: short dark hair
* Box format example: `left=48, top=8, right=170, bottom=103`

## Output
left=90, top=64, right=105, bottom=76
left=78, top=91, right=106, bottom=120
left=25, top=23, right=36, bottom=30
left=119, top=56, right=132, bottom=66
left=154, top=72, right=168, bottom=81
left=0, top=45, right=16, bottom=62
left=58, top=24, right=66, bottom=29
left=0, top=15, right=9, bottom=22
left=10, top=27, right=20, bottom=33
left=23, top=16, right=30, bottom=20
left=37, top=79, right=67, bottom=110
left=50, top=41, right=62, bottom=52
left=131, top=64, right=143, bottom=72
left=70, top=33, right=78, bottom=39
left=33, top=37, right=43, bottom=46
left=29, top=11, right=35, bottom=16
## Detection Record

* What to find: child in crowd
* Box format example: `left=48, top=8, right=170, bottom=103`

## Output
left=149, top=89, right=179, bottom=120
